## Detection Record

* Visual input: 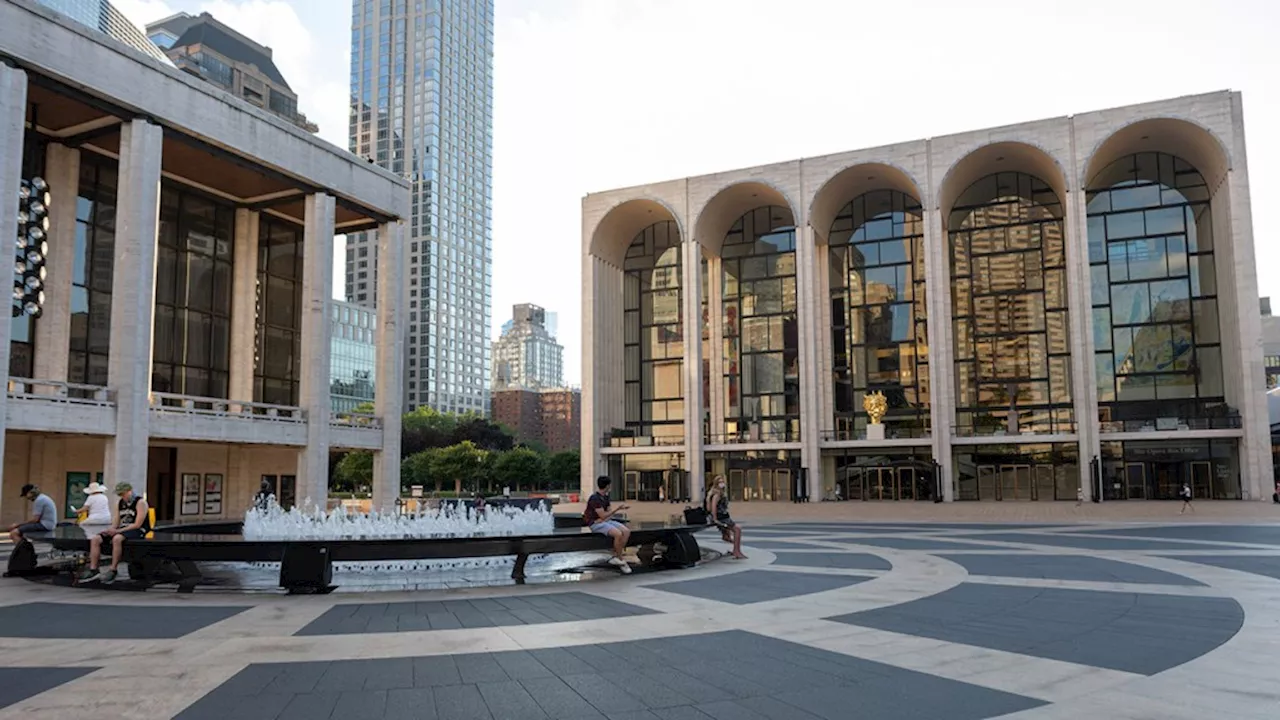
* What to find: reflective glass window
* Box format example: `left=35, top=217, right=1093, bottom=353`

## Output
left=623, top=221, right=683, bottom=441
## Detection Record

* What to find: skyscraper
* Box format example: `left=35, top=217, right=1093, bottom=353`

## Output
left=346, top=0, right=493, bottom=415
left=493, top=304, right=564, bottom=390
left=35, top=0, right=172, bottom=64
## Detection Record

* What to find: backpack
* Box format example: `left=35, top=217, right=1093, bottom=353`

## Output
left=4, top=538, right=37, bottom=577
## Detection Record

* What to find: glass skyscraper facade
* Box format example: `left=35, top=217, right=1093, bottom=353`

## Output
left=346, top=0, right=494, bottom=415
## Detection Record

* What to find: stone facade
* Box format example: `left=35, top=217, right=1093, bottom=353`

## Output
left=582, top=91, right=1270, bottom=503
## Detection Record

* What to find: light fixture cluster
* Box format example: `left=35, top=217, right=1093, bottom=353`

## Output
left=13, top=176, right=49, bottom=318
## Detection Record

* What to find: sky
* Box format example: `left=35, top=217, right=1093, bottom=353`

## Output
left=112, top=0, right=1280, bottom=386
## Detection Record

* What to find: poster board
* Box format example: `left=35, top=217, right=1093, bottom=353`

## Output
left=180, top=473, right=202, bottom=516
left=203, top=474, right=224, bottom=515
left=64, top=472, right=91, bottom=519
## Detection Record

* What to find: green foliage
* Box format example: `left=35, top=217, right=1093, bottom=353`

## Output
left=401, top=447, right=440, bottom=490
left=428, top=440, right=490, bottom=494
left=332, top=451, right=373, bottom=494
left=491, top=447, right=546, bottom=491
left=546, top=450, right=581, bottom=491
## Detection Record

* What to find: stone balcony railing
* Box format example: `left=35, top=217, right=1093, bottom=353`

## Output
left=329, top=410, right=384, bottom=450
left=6, top=378, right=117, bottom=434
left=330, top=410, right=382, bottom=429
left=149, top=392, right=307, bottom=445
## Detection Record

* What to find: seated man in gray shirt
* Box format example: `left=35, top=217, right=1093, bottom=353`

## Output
left=7, top=484, right=57, bottom=543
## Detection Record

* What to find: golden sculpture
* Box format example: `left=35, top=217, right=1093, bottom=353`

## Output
left=863, top=391, right=888, bottom=425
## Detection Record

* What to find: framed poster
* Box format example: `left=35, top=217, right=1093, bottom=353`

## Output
left=65, top=472, right=91, bottom=518
left=180, top=473, right=202, bottom=516
left=203, top=474, right=223, bottom=515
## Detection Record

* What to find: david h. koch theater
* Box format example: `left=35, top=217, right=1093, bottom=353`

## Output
left=581, top=92, right=1271, bottom=505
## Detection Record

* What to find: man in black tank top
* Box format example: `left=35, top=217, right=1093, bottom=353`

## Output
left=78, top=482, right=150, bottom=585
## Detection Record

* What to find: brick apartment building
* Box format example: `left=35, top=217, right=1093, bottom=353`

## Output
left=493, top=388, right=581, bottom=453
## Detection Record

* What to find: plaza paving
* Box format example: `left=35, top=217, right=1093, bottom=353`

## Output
left=1, top=506, right=1279, bottom=719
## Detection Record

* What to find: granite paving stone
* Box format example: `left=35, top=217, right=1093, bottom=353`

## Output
left=1166, top=554, right=1280, bottom=580
left=476, top=680, right=549, bottom=720
left=0, top=667, right=98, bottom=710
left=938, top=553, right=1206, bottom=585
left=830, top=536, right=1009, bottom=550
left=385, top=688, right=438, bottom=720
left=970, top=532, right=1225, bottom=551
left=830, top=583, right=1243, bottom=674
left=1065, top=524, right=1280, bottom=545
left=769, top=551, right=893, bottom=571
left=296, top=591, right=656, bottom=635
left=649, top=569, right=872, bottom=604
left=0, top=601, right=249, bottom=638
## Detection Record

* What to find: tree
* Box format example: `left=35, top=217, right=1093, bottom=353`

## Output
left=401, top=448, right=440, bottom=492
left=402, top=406, right=456, bottom=456
left=429, top=441, right=490, bottom=494
left=333, top=451, right=373, bottom=494
left=546, top=450, right=580, bottom=492
left=492, top=447, right=546, bottom=492
left=451, top=416, right=514, bottom=452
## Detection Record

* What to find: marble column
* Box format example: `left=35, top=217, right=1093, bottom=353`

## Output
left=372, top=221, right=405, bottom=512
left=707, top=255, right=725, bottom=443
left=103, top=119, right=163, bottom=490
left=229, top=209, right=260, bottom=407
left=1064, top=178, right=1100, bottom=501
left=681, top=238, right=704, bottom=501
left=923, top=191, right=956, bottom=501
left=0, top=65, right=25, bottom=512
left=32, top=143, right=79, bottom=384
left=296, top=194, right=335, bottom=506
left=795, top=224, right=823, bottom=499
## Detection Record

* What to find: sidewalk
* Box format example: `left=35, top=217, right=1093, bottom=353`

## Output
left=562, top=499, right=1280, bottom=525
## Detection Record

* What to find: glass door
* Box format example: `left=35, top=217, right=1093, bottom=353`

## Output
left=728, top=469, right=746, bottom=501
left=1125, top=462, right=1146, bottom=499
left=1034, top=466, right=1055, bottom=502
left=898, top=468, right=916, bottom=501
left=774, top=469, right=792, bottom=502
left=624, top=471, right=640, bottom=501
left=1191, top=461, right=1211, bottom=499
left=846, top=468, right=865, bottom=501
left=999, top=465, right=1032, bottom=501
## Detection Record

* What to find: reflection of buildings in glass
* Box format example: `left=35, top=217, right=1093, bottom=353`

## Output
left=329, top=300, right=377, bottom=413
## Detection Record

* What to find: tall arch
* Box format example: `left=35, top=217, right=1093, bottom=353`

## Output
left=694, top=181, right=797, bottom=255
left=588, top=197, right=684, bottom=267
left=620, top=220, right=685, bottom=444
left=810, top=162, right=923, bottom=245
left=939, top=142, right=1069, bottom=227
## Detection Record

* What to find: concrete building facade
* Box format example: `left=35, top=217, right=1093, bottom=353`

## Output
left=493, top=303, right=564, bottom=390
left=582, top=92, right=1269, bottom=504
left=0, top=0, right=408, bottom=526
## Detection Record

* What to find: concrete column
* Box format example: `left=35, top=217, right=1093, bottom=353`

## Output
left=707, top=255, right=725, bottom=441
left=579, top=253, right=598, bottom=497
left=229, top=209, right=260, bottom=404
left=296, top=194, right=335, bottom=507
left=816, top=241, right=834, bottom=438
left=1066, top=121, right=1100, bottom=501
left=372, top=221, right=405, bottom=512
left=32, top=143, right=79, bottom=383
left=922, top=160, right=956, bottom=501
left=1225, top=94, right=1270, bottom=501
left=795, top=224, right=823, bottom=498
left=102, top=119, right=163, bottom=490
left=0, top=65, right=26, bottom=515
left=682, top=238, right=704, bottom=501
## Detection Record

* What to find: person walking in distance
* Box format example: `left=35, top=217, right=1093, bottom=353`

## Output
left=1179, top=481, right=1195, bottom=514
left=583, top=476, right=631, bottom=573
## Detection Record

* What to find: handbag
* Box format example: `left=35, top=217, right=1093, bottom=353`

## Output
left=683, top=506, right=709, bottom=525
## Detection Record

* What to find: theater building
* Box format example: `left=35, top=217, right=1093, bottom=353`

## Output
left=0, top=0, right=408, bottom=527
left=582, top=92, right=1269, bottom=503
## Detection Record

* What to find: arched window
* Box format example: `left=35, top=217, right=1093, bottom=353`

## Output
left=829, top=190, right=929, bottom=439
left=623, top=221, right=683, bottom=441
left=1087, top=152, right=1223, bottom=424
left=950, top=172, right=1073, bottom=436
left=721, top=206, right=799, bottom=442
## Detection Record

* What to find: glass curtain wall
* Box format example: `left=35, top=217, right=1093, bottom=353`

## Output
left=152, top=187, right=234, bottom=398
left=1087, top=153, right=1226, bottom=430
left=829, top=190, right=930, bottom=440
left=68, top=154, right=117, bottom=388
left=255, top=217, right=304, bottom=406
left=623, top=221, right=684, bottom=444
left=950, top=173, right=1073, bottom=436
left=721, top=207, right=799, bottom=442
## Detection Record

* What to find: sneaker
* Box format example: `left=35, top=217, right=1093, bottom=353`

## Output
left=99, top=569, right=117, bottom=585
left=78, top=568, right=101, bottom=583
left=608, top=557, right=632, bottom=574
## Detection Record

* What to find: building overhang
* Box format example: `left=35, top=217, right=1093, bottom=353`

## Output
left=2, top=0, right=409, bottom=231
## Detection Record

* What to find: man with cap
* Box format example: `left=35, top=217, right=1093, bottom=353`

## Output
left=7, top=484, right=57, bottom=544
left=78, top=483, right=151, bottom=585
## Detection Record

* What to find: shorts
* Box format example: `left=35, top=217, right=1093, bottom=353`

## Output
left=16, top=522, right=49, bottom=536
left=590, top=520, right=626, bottom=535
left=714, top=516, right=736, bottom=530
left=100, top=529, right=146, bottom=541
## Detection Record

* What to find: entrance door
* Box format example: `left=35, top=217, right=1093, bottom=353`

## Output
left=624, top=471, right=640, bottom=501
left=977, top=465, right=998, bottom=500
left=999, top=465, right=1032, bottom=501
left=898, top=468, right=916, bottom=501
left=728, top=469, right=746, bottom=501
left=1125, top=462, right=1147, bottom=499
left=1154, top=462, right=1180, bottom=500
left=1034, top=466, right=1055, bottom=502
left=845, top=468, right=865, bottom=501
left=865, top=467, right=895, bottom=500
left=774, top=469, right=792, bottom=502
left=1191, top=461, right=1211, bottom=500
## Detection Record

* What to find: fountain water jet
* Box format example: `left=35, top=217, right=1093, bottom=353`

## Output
left=243, top=496, right=554, bottom=541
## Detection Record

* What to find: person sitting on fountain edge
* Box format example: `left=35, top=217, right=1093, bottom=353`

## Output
left=78, top=482, right=151, bottom=584
left=583, top=476, right=631, bottom=573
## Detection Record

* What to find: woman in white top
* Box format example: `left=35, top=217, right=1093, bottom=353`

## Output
left=71, top=482, right=112, bottom=532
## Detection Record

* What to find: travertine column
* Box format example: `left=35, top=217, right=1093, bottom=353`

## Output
left=579, top=253, right=599, bottom=497
left=795, top=224, right=824, bottom=499
left=1064, top=165, right=1100, bottom=501
left=0, top=65, right=26, bottom=512
left=103, top=119, right=163, bottom=489
left=372, top=221, right=406, bottom=511
left=707, top=255, right=725, bottom=442
left=33, top=143, right=79, bottom=383
left=229, top=209, right=260, bottom=405
left=682, top=238, right=704, bottom=501
left=923, top=171, right=956, bottom=501
left=296, top=194, right=335, bottom=506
